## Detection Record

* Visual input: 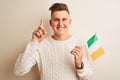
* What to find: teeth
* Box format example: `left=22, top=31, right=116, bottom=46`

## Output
left=57, top=27, right=64, bottom=30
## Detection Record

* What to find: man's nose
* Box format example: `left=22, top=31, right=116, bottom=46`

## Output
left=58, top=20, right=63, bottom=26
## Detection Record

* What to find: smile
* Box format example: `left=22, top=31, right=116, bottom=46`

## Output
left=57, top=27, right=66, bottom=31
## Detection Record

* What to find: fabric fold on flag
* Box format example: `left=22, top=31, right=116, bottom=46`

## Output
left=87, top=34, right=104, bottom=61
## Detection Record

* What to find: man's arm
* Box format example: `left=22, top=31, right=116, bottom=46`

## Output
left=14, top=40, right=39, bottom=76
left=76, top=61, right=93, bottom=80
left=71, top=44, right=93, bottom=80
left=76, top=45, right=93, bottom=80
left=14, top=19, right=47, bottom=76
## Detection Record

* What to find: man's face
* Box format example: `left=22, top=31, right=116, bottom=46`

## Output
left=49, top=10, right=71, bottom=36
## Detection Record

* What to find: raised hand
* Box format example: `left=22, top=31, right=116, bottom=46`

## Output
left=71, top=45, right=83, bottom=69
left=32, top=19, right=47, bottom=42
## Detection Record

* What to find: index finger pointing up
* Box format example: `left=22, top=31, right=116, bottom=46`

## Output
left=39, top=19, right=44, bottom=29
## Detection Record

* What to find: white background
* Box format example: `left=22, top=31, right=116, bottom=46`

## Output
left=0, top=0, right=120, bottom=80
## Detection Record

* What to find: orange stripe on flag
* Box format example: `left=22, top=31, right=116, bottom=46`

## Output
left=90, top=47, right=104, bottom=61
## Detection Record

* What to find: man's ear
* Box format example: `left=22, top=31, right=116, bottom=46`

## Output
left=69, top=19, right=72, bottom=25
left=49, top=19, right=52, bottom=27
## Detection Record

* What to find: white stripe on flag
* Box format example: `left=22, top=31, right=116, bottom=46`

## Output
left=88, top=40, right=101, bottom=55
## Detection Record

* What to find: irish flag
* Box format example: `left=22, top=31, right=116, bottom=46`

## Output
left=87, top=34, right=104, bottom=61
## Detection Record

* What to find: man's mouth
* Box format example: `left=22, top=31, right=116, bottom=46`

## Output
left=57, top=26, right=66, bottom=31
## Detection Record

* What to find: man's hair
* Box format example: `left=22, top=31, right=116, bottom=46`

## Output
left=49, top=3, right=70, bottom=15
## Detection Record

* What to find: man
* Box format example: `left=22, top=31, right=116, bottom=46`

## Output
left=14, top=3, right=93, bottom=80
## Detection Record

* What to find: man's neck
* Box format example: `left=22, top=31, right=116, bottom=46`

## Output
left=52, top=34, right=71, bottom=41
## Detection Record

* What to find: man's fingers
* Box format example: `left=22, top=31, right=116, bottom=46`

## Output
left=71, top=49, right=81, bottom=57
left=38, top=19, right=47, bottom=34
left=32, top=19, right=47, bottom=41
left=75, top=46, right=82, bottom=50
left=39, top=19, right=44, bottom=29
left=38, top=28, right=47, bottom=35
left=40, top=19, right=43, bottom=26
left=32, top=20, right=47, bottom=42
left=42, top=30, right=47, bottom=35
left=34, top=28, right=47, bottom=37
left=33, top=30, right=40, bottom=37
left=71, top=46, right=83, bottom=58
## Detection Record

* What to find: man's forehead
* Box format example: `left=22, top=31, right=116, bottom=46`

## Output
left=51, top=11, right=70, bottom=18
left=52, top=11, right=69, bottom=15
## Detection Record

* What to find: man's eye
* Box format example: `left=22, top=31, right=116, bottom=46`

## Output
left=63, top=18, right=67, bottom=21
left=54, top=19, right=59, bottom=22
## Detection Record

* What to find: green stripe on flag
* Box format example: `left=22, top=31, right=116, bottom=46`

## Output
left=87, top=34, right=98, bottom=48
